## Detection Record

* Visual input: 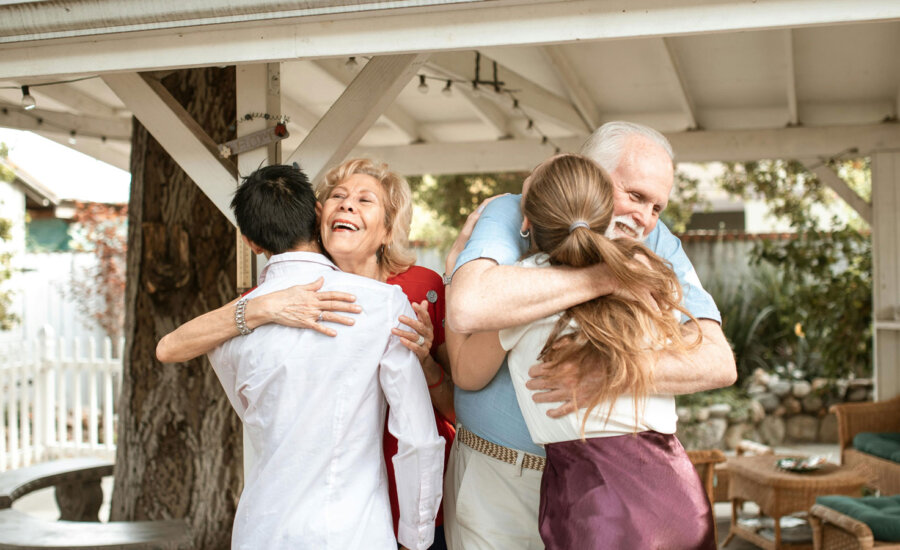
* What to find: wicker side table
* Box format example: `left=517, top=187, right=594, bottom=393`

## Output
left=724, top=455, right=868, bottom=550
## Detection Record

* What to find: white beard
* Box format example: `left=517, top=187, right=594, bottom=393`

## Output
left=606, top=215, right=646, bottom=241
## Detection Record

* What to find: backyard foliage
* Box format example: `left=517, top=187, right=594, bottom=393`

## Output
left=68, top=201, right=127, bottom=355
left=714, top=159, right=872, bottom=382
left=0, top=144, right=19, bottom=330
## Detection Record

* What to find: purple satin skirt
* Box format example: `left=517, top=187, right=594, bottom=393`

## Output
left=539, top=431, right=716, bottom=550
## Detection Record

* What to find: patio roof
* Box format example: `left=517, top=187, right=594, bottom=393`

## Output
left=0, top=1, right=898, bottom=174
left=0, top=0, right=898, bottom=399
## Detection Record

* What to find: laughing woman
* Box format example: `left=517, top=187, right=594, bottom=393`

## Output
left=156, top=158, right=455, bottom=550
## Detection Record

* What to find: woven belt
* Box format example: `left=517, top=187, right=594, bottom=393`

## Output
left=457, top=425, right=545, bottom=472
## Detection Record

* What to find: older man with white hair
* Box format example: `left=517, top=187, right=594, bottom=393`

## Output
left=441, top=121, right=737, bottom=550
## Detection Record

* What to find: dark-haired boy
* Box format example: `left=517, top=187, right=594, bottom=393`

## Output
left=207, top=165, right=443, bottom=550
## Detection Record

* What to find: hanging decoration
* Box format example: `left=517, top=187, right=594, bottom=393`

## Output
left=219, top=113, right=290, bottom=159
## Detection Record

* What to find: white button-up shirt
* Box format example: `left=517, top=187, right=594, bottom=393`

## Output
left=208, top=252, right=444, bottom=550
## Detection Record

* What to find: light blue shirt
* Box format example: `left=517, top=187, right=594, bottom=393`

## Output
left=452, top=194, right=721, bottom=456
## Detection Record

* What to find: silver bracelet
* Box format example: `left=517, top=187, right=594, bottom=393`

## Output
left=235, top=297, right=253, bottom=336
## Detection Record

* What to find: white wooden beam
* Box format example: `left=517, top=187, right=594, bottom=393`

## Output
left=871, top=151, right=900, bottom=400
left=281, top=96, right=319, bottom=134
left=427, top=51, right=589, bottom=134
left=313, top=58, right=421, bottom=143
left=3, top=0, right=900, bottom=79
left=541, top=46, right=601, bottom=131
left=35, top=131, right=130, bottom=171
left=659, top=38, right=698, bottom=130
left=784, top=30, right=798, bottom=126
left=895, top=84, right=900, bottom=121
left=101, top=72, right=237, bottom=224
left=802, top=161, right=872, bottom=225
left=452, top=82, right=511, bottom=140
left=287, top=53, right=429, bottom=184
left=26, top=82, right=123, bottom=119
left=354, top=123, right=900, bottom=175
left=0, top=102, right=132, bottom=140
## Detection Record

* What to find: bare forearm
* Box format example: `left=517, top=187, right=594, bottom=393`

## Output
left=447, top=260, right=614, bottom=333
left=652, top=319, right=737, bottom=395
left=156, top=298, right=270, bottom=363
left=422, top=356, right=455, bottom=422
left=445, top=326, right=505, bottom=391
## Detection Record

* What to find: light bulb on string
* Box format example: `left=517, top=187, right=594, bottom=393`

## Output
left=21, top=86, right=36, bottom=110
left=345, top=57, right=359, bottom=70
left=68, top=130, right=77, bottom=145
left=417, top=75, right=429, bottom=94
left=441, top=80, right=453, bottom=97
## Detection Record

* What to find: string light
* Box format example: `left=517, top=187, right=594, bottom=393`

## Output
left=417, top=75, right=429, bottom=94
left=20, top=86, right=35, bottom=110
left=345, top=57, right=359, bottom=70
left=441, top=80, right=453, bottom=97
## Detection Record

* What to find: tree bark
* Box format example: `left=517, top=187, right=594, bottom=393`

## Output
left=111, top=67, right=241, bottom=550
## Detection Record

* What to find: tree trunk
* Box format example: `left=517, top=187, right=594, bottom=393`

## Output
left=110, top=67, right=242, bottom=550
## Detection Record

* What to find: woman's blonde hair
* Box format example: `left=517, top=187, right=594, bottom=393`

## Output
left=522, top=153, right=699, bottom=434
left=317, top=158, right=416, bottom=277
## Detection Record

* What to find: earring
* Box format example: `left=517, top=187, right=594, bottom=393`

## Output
left=519, top=229, right=530, bottom=238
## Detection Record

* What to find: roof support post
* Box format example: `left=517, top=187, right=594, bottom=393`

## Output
left=541, top=46, right=601, bottom=131
left=313, top=58, right=423, bottom=144
left=802, top=161, right=872, bottom=225
left=102, top=72, right=238, bottom=224
left=659, top=38, right=698, bottom=130
left=287, top=53, right=429, bottom=184
left=784, top=30, right=799, bottom=126
left=871, top=151, right=900, bottom=400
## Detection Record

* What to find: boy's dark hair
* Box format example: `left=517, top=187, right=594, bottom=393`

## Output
left=231, top=164, right=317, bottom=254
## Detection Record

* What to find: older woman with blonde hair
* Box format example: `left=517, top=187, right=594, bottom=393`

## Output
left=157, top=158, right=455, bottom=549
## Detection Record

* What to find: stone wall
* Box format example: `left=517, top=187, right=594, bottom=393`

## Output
left=676, top=372, right=874, bottom=450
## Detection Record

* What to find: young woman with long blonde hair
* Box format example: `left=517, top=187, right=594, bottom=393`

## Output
left=447, top=153, right=716, bottom=549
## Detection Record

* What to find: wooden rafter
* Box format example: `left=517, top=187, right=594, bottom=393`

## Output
left=658, top=38, right=698, bottom=130
left=541, top=46, right=600, bottom=131
left=0, top=102, right=131, bottom=140
left=426, top=51, right=589, bottom=134
left=785, top=30, right=799, bottom=126
left=803, top=161, right=872, bottom=225
left=313, top=58, right=422, bottom=143
left=354, top=123, right=900, bottom=175
left=287, top=53, right=429, bottom=184
left=102, top=72, right=238, bottom=224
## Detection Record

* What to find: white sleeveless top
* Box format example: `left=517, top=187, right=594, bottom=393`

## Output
left=499, top=253, right=677, bottom=445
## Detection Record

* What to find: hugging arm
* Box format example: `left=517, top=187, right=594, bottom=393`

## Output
left=447, top=259, right=617, bottom=333
left=156, top=277, right=360, bottom=363
left=381, top=297, right=445, bottom=550
left=444, top=194, right=620, bottom=334
left=527, top=223, right=737, bottom=416
left=527, top=318, right=737, bottom=417
left=445, top=326, right=506, bottom=391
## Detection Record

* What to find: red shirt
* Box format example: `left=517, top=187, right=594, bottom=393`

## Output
left=384, top=265, right=455, bottom=534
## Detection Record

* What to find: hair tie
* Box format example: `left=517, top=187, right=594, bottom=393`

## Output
left=568, top=221, right=590, bottom=233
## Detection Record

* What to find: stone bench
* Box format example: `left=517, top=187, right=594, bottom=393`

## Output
left=0, top=458, right=191, bottom=549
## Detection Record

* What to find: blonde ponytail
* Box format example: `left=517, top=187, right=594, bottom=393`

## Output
left=523, top=154, right=700, bottom=435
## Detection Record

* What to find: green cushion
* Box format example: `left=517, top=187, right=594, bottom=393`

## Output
left=853, top=432, right=900, bottom=463
left=816, top=495, right=900, bottom=542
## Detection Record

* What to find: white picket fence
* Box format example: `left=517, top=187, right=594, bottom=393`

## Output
left=0, top=326, right=122, bottom=472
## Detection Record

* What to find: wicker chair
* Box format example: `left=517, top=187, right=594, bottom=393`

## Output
left=810, top=503, right=900, bottom=550
left=687, top=448, right=727, bottom=541
left=831, top=396, right=900, bottom=494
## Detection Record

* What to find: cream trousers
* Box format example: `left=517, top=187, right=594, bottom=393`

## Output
left=443, top=432, right=544, bottom=550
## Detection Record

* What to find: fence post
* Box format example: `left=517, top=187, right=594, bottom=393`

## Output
left=38, top=324, right=57, bottom=455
